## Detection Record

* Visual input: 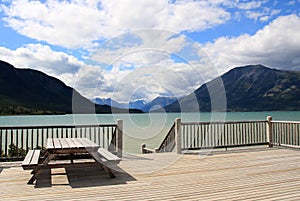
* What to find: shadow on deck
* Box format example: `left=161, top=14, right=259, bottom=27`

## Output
left=34, top=164, right=137, bottom=188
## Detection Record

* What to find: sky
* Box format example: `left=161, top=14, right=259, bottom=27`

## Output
left=0, top=0, right=300, bottom=103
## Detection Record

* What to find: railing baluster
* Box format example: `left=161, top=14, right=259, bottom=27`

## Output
left=10, top=129, right=13, bottom=153
left=185, top=126, right=191, bottom=149
left=16, top=129, right=19, bottom=153
left=25, top=129, right=28, bottom=153
left=41, top=128, right=44, bottom=149
left=196, top=125, right=199, bottom=148
left=105, top=127, right=108, bottom=149
left=30, top=129, right=33, bottom=149
left=296, top=124, right=300, bottom=146
left=36, top=129, right=39, bottom=149
left=0, top=130, right=2, bottom=157
left=5, top=129, right=8, bottom=157
left=46, top=128, right=49, bottom=140
left=257, top=122, right=260, bottom=143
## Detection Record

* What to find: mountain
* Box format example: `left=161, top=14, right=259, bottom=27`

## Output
left=92, top=98, right=146, bottom=110
left=0, top=60, right=142, bottom=115
left=142, top=96, right=177, bottom=112
left=163, top=65, right=300, bottom=112
left=93, top=97, right=177, bottom=112
left=129, top=100, right=147, bottom=110
left=92, top=98, right=127, bottom=108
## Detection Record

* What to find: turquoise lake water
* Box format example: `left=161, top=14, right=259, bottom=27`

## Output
left=1, top=111, right=300, bottom=153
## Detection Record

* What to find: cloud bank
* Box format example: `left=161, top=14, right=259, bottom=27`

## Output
left=1, top=0, right=231, bottom=49
left=203, top=14, right=300, bottom=73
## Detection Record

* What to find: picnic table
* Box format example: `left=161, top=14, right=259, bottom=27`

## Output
left=22, top=138, right=121, bottom=184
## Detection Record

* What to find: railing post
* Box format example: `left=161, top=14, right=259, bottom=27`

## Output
left=175, top=118, right=182, bottom=154
left=0, top=130, right=2, bottom=159
left=117, top=119, right=123, bottom=158
left=267, top=116, right=273, bottom=148
left=141, top=143, right=146, bottom=154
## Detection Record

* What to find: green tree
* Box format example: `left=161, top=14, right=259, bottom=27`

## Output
left=8, top=144, right=26, bottom=157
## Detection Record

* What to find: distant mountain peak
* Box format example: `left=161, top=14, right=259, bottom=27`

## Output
left=92, top=96, right=177, bottom=112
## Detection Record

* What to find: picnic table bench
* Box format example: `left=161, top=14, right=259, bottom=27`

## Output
left=22, top=150, right=41, bottom=169
left=22, top=138, right=121, bottom=184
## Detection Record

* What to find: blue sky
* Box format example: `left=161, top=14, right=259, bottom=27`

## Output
left=0, top=0, right=300, bottom=102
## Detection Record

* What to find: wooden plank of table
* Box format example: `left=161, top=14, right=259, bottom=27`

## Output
left=78, top=138, right=98, bottom=148
left=65, top=138, right=77, bottom=148
left=59, top=138, right=70, bottom=149
left=46, top=138, right=54, bottom=149
left=72, top=138, right=85, bottom=148
left=53, top=138, right=62, bottom=149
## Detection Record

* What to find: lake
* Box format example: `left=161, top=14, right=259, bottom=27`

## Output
left=1, top=111, right=300, bottom=153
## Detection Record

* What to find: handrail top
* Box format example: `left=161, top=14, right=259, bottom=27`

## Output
left=181, top=120, right=267, bottom=125
left=272, top=120, right=300, bottom=124
left=0, top=124, right=117, bottom=129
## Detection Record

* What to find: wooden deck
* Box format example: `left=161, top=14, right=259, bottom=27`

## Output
left=1, top=147, right=300, bottom=200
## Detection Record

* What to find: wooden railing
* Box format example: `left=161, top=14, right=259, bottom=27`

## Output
left=141, top=122, right=176, bottom=154
left=157, top=122, right=176, bottom=153
left=142, top=118, right=272, bottom=154
left=272, top=120, right=300, bottom=147
left=180, top=120, right=268, bottom=151
left=142, top=116, right=300, bottom=154
left=0, top=120, right=123, bottom=161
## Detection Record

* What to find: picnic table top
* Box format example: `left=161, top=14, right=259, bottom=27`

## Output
left=46, top=138, right=99, bottom=150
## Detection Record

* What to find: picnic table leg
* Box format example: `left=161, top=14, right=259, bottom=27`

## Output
left=27, top=153, right=55, bottom=184
left=101, top=165, right=116, bottom=178
left=70, top=153, right=74, bottom=164
left=28, top=168, right=41, bottom=184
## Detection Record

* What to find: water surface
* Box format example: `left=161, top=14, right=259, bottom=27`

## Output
left=1, top=111, right=299, bottom=153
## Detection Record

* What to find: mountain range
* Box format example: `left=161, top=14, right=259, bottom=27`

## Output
left=163, top=64, right=300, bottom=112
left=1, top=60, right=300, bottom=115
left=0, top=60, right=142, bottom=115
left=92, top=96, right=177, bottom=112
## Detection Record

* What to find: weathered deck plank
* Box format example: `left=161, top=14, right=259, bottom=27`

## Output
left=1, top=147, right=300, bottom=200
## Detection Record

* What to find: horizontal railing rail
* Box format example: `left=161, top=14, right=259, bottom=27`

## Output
left=0, top=121, right=123, bottom=161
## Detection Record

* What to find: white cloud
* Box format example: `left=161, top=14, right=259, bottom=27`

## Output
left=202, top=14, right=300, bottom=72
left=91, top=29, right=187, bottom=66
left=0, top=43, right=104, bottom=90
left=86, top=28, right=220, bottom=102
left=245, top=7, right=281, bottom=22
left=1, top=0, right=231, bottom=49
left=237, top=0, right=267, bottom=10
left=2, top=0, right=105, bottom=49
left=287, top=1, right=296, bottom=6
left=0, top=44, right=80, bottom=74
left=0, top=28, right=219, bottom=102
left=98, top=60, right=211, bottom=102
